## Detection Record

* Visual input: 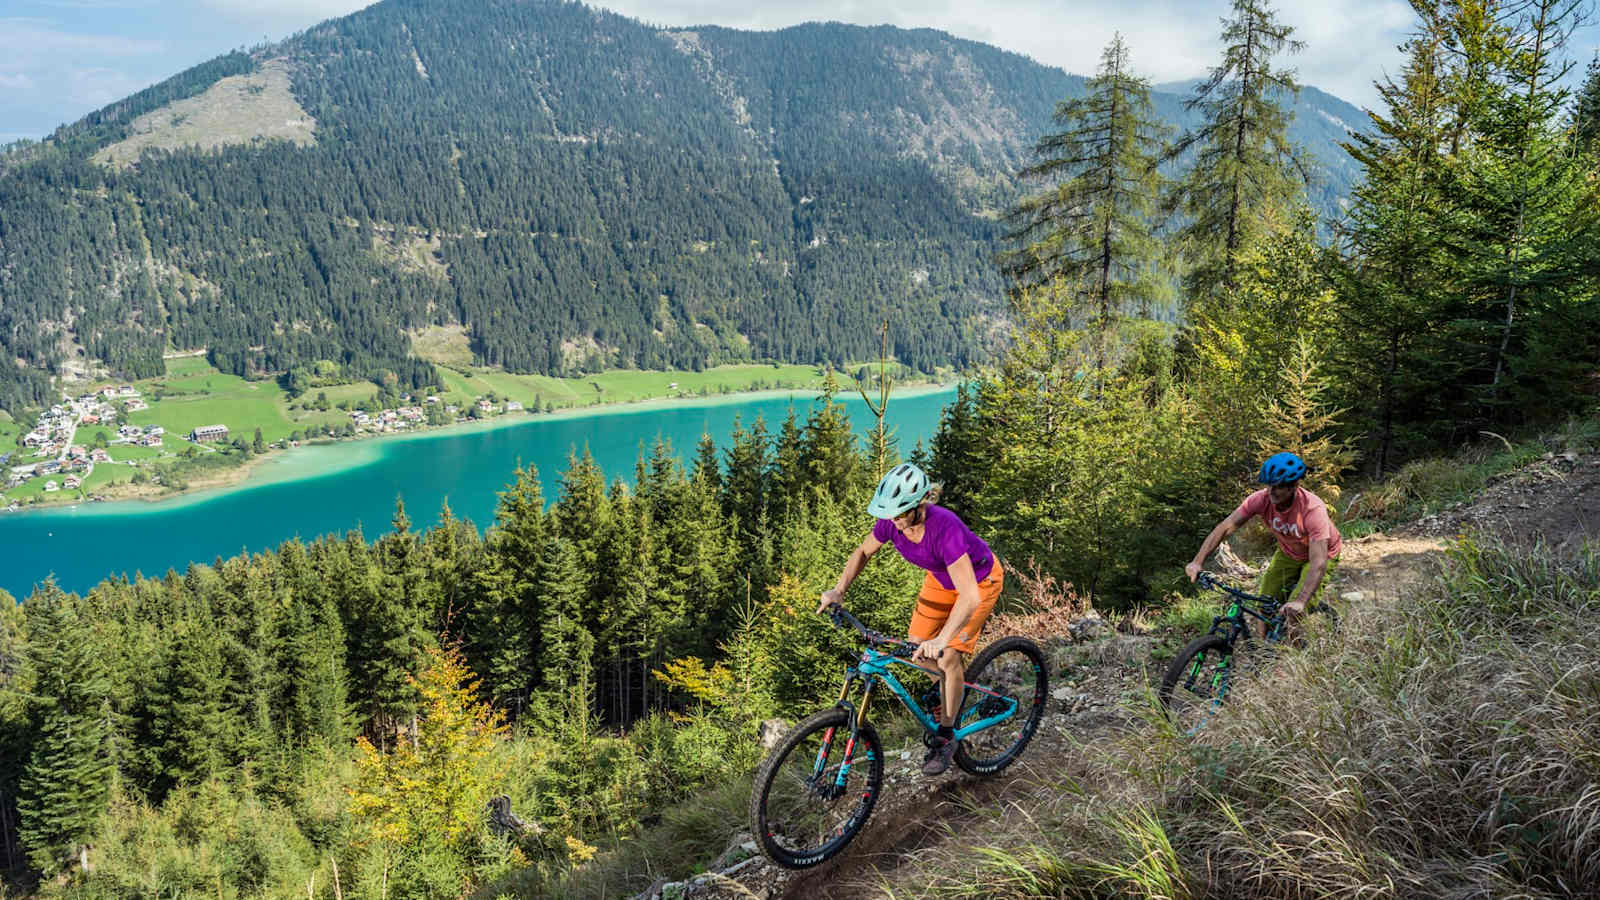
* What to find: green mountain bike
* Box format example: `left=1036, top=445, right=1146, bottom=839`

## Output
left=749, top=605, right=1048, bottom=869
left=1159, top=570, right=1339, bottom=733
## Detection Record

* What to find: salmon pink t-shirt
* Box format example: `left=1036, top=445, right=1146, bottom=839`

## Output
left=873, top=505, right=995, bottom=590
left=1234, top=487, right=1342, bottom=562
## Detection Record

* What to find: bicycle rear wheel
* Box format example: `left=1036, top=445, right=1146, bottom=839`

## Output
left=1159, top=634, right=1235, bottom=733
left=748, top=707, right=884, bottom=869
left=954, top=636, right=1048, bottom=776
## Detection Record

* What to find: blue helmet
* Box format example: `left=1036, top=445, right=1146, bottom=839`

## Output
left=1258, top=452, right=1307, bottom=485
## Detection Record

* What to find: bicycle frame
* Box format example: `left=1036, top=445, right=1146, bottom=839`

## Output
left=809, top=615, right=1020, bottom=797
left=1200, top=574, right=1288, bottom=645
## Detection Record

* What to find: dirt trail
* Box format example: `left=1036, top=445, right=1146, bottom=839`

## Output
left=645, top=454, right=1600, bottom=900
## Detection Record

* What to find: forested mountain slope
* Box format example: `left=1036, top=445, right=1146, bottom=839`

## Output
left=0, top=0, right=1365, bottom=413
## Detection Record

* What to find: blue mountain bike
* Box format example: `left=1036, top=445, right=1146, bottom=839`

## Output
left=749, top=605, right=1047, bottom=869
left=1159, top=571, right=1339, bottom=732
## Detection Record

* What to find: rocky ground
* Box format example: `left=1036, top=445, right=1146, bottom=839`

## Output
left=628, top=452, right=1598, bottom=900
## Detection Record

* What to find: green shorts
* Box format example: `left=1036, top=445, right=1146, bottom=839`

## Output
left=1259, top=548, right=1339, bottom=607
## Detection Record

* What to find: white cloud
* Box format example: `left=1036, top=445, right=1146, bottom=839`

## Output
left=0, top=73, right=35, bottom=89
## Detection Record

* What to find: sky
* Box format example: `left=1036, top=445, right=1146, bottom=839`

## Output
left=4, top=0, right=1599, bottom=144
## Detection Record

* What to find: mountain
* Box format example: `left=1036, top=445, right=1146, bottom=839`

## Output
left=0, top=0, right=1369, bottom=413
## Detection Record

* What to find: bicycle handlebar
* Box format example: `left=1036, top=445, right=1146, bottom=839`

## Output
left=825, top=604, right=919, bottom=658
left=1195, top=571, right=1277, bottom=608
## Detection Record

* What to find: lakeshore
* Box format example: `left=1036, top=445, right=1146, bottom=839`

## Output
left=0, top=380, right=954, bottom=518
left=0, top=384, right=958, bottom=600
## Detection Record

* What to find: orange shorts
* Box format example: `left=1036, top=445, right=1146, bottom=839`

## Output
left=908, top=560, right=1004, bottom=655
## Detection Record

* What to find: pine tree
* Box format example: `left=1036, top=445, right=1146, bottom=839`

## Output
left=1163, top=0, right=1309, bottom=310
left=16, top=584, right=114, bottom=875
left=1002, top=34, right=1170, bottom=370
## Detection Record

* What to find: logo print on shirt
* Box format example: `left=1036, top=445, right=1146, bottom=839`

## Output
left=1270, top=514, right=1303, bottom=538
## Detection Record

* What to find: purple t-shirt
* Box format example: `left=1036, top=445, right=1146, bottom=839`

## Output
left=872, top=505, right=994, bottom=590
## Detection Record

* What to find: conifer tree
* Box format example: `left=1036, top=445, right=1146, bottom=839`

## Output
left=1002, top=34, right=1170, bottom=370
left=925, top=382, right=987, bottom=521
left=17, top=584, right=114, bottom=875
left=1441, top=0, right=1596, bottom=413
left=768, top=408, right=806, bottom=523
left=722, top=415, right=769, bottom=532
left=691, top=432, right=721, bottom=493
left=1335, top=4, right=1455, bottom=472
left=800, top=372, right=859, bottom=505
left=1574, top=53, right=1600, bottom=150
left=470, top=467, right=548, bottom=713
left=1163, top=0, right=1309, bottom=310
left=536, top=536, right=593, bottom=688
left=153, top=620, right=226, bottom=791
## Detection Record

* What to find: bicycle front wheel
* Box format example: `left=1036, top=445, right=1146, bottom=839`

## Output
left=954, top=636, right=1048, bottom=776
left=1159, top=633, right=1235, bottom=733
left=748, top=707, right=884, bottom=869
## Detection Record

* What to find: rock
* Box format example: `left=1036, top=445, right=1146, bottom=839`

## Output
left=1051, top=686, right=1073, bottom=702
left=1339, top=591, right=1364, bottom=604
left=758, top=718, right=790, bottom=750
left=1068, top=614, right=1106, bottom=641
left=722, top=855, right=762, bottom=877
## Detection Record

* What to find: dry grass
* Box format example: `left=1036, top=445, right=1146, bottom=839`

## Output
left=922, top=538, right=1600, bottom=899
left=94, top=58, right=315, bottom=168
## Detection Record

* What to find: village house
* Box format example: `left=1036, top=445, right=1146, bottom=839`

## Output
left=125, top=398, right=148, bottom=412
left=476, top=398, right=494, bottom=412
left=64, top=475, right=82, bottom=490
left=81, top=414, right=100, bottom=425
left=91, top=448, right=111, bottom=463
left=22, top=431, right=48, bottom=448
left=68, top=445, right=87, bottom=460
left=41, top=461, right=62, bottom=475
left=43, top=480, right=59, bottom=492
left=145, top=425, right=164, bottom=436
left=190, top=424, right=229, bottom=443
left=118, top=385, right=137, bottom=397
left=119, top=425, right=142, bottom=440
left=141, top=434, right=163, bottom=447
left=505, top=400, right=523, bottom=411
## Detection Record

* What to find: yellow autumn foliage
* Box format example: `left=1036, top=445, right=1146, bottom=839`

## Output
left=348, top=645, right=508, bottom=853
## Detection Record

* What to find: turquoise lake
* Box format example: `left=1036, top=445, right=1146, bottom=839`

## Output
left=0, top=387, right=955, bottom=601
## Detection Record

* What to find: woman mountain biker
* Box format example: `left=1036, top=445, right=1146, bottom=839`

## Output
left=816, top=462, right=1005, bottom=776
left=1185, top=451, right=1342, bottom=638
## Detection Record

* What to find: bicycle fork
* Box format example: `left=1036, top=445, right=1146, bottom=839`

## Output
left=813, top=679, right=877, bottom=800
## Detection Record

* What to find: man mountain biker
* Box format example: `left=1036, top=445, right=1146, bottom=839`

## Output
left=816, top=462, right=1005, bottom=776
left=1185, top=452, right=1342, bottom=638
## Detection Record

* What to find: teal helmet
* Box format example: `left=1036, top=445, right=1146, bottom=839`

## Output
left=868, top=463, right=931, bottom=519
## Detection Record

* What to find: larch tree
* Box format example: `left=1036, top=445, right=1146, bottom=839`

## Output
left=1163, top=0, right=1309, bottom=313
left=1001, top=33, right=1170, bottom=372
